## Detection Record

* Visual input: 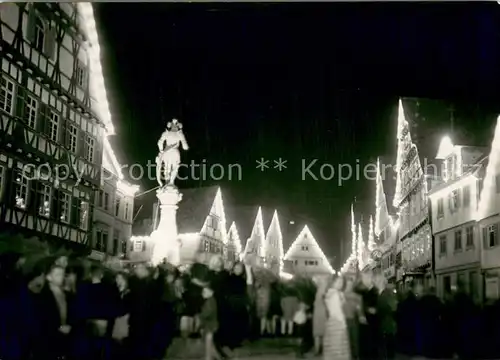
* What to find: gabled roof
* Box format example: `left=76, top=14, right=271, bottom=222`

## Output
left=265, top=210, right=284, bottom=259
left=177, top=186, right=219, bottom=234
left=283, top=225, right=334, bottom=274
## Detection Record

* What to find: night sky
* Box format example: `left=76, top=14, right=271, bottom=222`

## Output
left=94, top=3, right=500, bottom=266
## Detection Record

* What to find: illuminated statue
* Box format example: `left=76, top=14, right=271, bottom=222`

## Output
left=156, top=118, right=189, bottom=187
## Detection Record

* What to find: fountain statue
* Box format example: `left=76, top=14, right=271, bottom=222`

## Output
left=150, top=118, right=189, bottom=266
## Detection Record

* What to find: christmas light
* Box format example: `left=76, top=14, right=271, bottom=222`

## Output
left=265, top=210, right=284, bottom=272
left=477, top=115, right=500, bottom=220
left=78, top=3, right=115, bottom=134
left=283, top=225, right=334, bottom=274
left=393, top=99, right=409, bottom=208
left=368, top=215, right=375, bottom=252
left=375, top=157, right=389, bottom=236
left=228, top=222, right=242, bottom=255
left=357, top=223, right=364, bottom=270
left=351, top=204, right=356, bottom=256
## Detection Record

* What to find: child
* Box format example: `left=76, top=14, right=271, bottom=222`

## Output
left=200, top=285, right=220, bottom=360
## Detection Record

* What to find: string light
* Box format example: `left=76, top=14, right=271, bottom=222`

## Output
left=357, top=223, right=365, bottom=270
left=368, top=215, right=375, bottom=252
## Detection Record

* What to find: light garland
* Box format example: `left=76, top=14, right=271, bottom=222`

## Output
left=477, top=115, right=500, bottom=220
left=357, top=223, right=365, bottom=270
left=283, top=225, right=334, bottom=274
left=78, top=3, right=115, bottom=135
left=265, top=210, right=284, bottom=272
left=393, top=99, right=409, bottom=208
left=368, top=215, right=375, bottom=252
left=351, top=203, right=356, bottom=255
left=375, top=157, right=389, bottom=236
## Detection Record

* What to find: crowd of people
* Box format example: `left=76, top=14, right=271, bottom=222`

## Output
left=0, top=249, right=499, bottom=360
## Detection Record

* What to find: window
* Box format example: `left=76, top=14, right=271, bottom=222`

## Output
left=95, top=230, right=108, bottom=252
left=446, top=155, right=456, bottom=180
left=104, top=192, right=109, bottom=211
left=68, top=124, right=78, bottom=153
left=454, top=230, right=462, bottom=251
left=0, top=77, right=14, bottom=114
left=463, top=185, right=470, bottom=207
left=59, top=192, right=70, bottom=223
left=98, top=190, right=103, bottom=207
left=488, top=225, right=498, bottom=248
left=0, top=165, right=4, bottom=200
left=24, top=95, right=38, bottom=128
left=49, top=111, right=59, bottom=142
left=437, top=198, right=444, bottom=218
left=79, top=201, right=89, bottom=230
left=112, top=230, right=120, bottom=255
left=302, top=245, right=308, bottom=251
left=34, top=17, right=45, bottom=52
left=115, top=196, right=121, bottom=217
left=76, top=61, right=87, bottom=87
left=443, top=276, right=451, bottom=294
left=209, top=216, right=219, bottom=231
left=14, top=173, right=29, bottom=209
left=496, top=174, right=500, bottom=194
left=439, top=235, right=447, bottom=256
left=466, top=226, right=474, bottom=248
left=449, top=189, right=460, bottom=213
left=121, top=240, right=127, bottom=256
left=133, top=238, right=144, bottom=252
left=37, top=183, right=51, bottom=217
left=85, top=136, right=94, bottom=163
left=125, top=202, right=129, bottom=221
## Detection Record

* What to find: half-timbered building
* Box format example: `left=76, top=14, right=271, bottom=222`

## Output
left=0, top=3, right=113, bottom=250
left=89, top=138, right=138, bottom=261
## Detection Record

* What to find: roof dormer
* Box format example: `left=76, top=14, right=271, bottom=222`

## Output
left=436, top=136, right=462, bottom=181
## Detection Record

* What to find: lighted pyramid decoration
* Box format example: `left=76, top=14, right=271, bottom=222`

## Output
left=477, top=115, right=500, bottom=220
left=284, top=225, right=334, bottom=274
left=393, top=99, right=423, bottom=208
left=227, top=222, right=242, bottom=260
left=200, top=187, right=228, bottom=244
left=265, top=210, right=284, bottom=272
left=243, top=207, right=266, bottom=260
left=375, top=158, right=390, bottom=236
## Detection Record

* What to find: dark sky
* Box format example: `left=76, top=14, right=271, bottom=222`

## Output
left=94, top=2, right=500, bottom=266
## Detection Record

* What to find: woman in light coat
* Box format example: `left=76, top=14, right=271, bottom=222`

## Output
left=313, top=276, right=329, bottom=355
left=323, top=275, right=351, bottom=360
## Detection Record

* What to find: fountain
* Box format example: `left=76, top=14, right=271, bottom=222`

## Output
left=149, top=118, right=189, bottom=266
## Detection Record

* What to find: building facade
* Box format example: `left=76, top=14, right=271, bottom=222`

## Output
left=393, top=100, right=433, bottom=287
left=476, top=115, right=500, bottom=302
left=429, top=138, right=486, bottom=301
left=0, top=3, right=114, bottom=250
left=283, top=225, right=334, bottom=276
left=89, top=141, right=138, bottom=261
